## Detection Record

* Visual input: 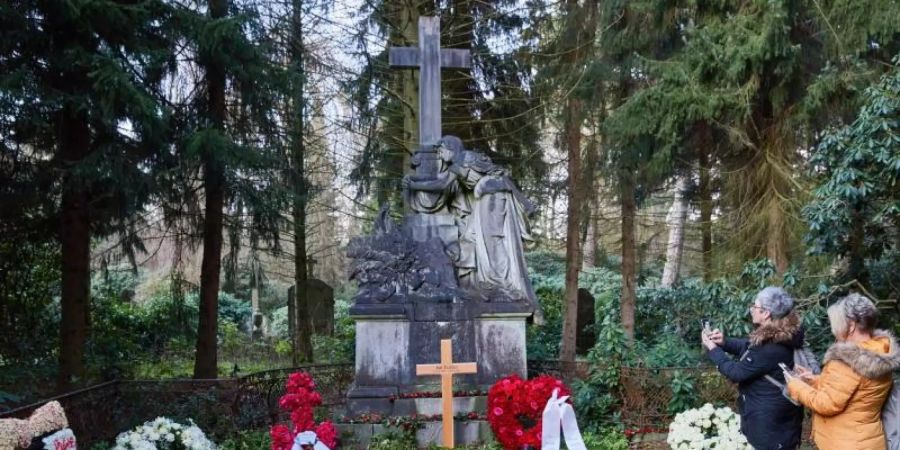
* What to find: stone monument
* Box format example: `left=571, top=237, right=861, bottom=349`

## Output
left=344, top=16, right=541, bottom=424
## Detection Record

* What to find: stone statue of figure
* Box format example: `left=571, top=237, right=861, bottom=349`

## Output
left=403, top=135, right=543, bottom=324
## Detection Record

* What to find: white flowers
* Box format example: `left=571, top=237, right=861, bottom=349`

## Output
left=112, top=417, right=216, bottom=450
left=666, top=404, right=751, bottom=450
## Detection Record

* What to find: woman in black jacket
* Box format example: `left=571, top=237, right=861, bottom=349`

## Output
left=702, top=287, right=805, bottom=450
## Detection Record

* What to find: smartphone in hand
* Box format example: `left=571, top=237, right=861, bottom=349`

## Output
left=778, top=362, right=793, bottom=375
left=700, top=318, right=712, bottom=335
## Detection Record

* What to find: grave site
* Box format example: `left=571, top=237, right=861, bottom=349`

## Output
left=1, top=1, right=899, bottom=449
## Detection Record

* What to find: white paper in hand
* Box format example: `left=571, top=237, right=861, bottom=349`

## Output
left=541, top=388, right=586, bottom=450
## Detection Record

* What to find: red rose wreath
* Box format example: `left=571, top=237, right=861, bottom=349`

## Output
left=486, top=374, right=571, bottom=450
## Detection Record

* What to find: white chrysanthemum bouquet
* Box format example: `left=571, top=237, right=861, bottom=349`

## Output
left=666, top=403, right=751, bottom=450
left=112, top=417, right=216, bottom=450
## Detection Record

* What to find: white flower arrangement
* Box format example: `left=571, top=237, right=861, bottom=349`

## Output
left=666, top=403, right=751, bottom=450
left=112, top=417, right=216, bottom=450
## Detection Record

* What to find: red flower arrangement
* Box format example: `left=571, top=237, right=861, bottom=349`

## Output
left=338, top=411, right=487, bottom=425
left=486, top=374, right=571, bottom=450
left=270, top=372, right=338, bottom=450
left=386, top=389, right=486, bottom=402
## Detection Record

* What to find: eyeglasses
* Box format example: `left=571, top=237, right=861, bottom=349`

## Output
left=748, top=304, right=767, bottom=314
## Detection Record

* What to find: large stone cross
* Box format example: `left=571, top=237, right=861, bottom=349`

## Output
left=390, top=16, right=471, bottom=194
left=416, top=339, right=478, bottom=448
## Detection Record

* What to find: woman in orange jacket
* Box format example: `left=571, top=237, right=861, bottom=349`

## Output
left=785, top=293, right=900, bottom=450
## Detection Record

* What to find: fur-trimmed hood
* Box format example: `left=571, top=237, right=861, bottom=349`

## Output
left=749, top=311, right=802, bottom=347
left=823, top=329, right=900, bottom=379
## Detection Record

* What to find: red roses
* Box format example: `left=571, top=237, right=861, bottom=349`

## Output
left=486, top=374, right=571, bottom=450
left=270, top=372, right=338, bottom=450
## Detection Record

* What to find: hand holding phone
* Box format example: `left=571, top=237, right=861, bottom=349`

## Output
left=779, top=362, right=796, bottom=381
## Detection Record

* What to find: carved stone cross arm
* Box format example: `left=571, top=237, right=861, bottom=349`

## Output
left=388, top=16, right=471, bottom=158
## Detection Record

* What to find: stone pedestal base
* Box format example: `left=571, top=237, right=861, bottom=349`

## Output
left=336, top=420, right=494, bottom=449
left=346, top=301, right=530, bottom=416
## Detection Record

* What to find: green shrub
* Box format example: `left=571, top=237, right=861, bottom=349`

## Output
left=220, top=430, right=270, bottom=450
left=583, top=429, right=629, bottom=450
left=667, top=370, right=698, bottom=415
left=366, top=430, right=418, bottom=450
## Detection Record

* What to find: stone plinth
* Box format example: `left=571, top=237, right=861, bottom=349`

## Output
left=346, top=301, right=530, bottom=416
left=336, top=420, right=494, bottom=449
left=340, top=395, right=487, bottom=419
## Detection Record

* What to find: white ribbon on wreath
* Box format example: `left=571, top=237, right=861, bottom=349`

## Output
left=540, top=388, right=586, bottom=450
left=290, top=431, right=331, bottom=450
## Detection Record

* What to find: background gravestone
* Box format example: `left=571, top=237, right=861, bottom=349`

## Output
left=288, top=279, right=335, bottom=336
left=576, top=288, right=596, bottom=355
left=306, top=279, right=334, bottom=335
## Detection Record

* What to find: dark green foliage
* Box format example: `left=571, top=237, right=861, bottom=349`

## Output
left=0, top=0, right=180, bottom=232
left=347, top=0, right=547, bottom=206
left=667, top=371, right=698, bottom=415
left=0, top=270, right=258, bottom=405
left=88, top=283, right=252, bottom=377
left=168, top=3, right=289, bottom=246
left=219, top=430, right=271, bottom=450
left=0, top=239, right=61, bottom=407
left=0, top=0, right=185, bottom=387
left=804, top=58, right=900, bottom=293
left=0, top=240, right=60, bottom=365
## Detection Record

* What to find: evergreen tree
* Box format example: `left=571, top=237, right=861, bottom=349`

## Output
left=0, top=0, right=178, bottom=389
left=171, top=0, right=286, bottom=378
left=607, top=0, right=900, bottom=277
left=534, top=0, right=599, bottom=362
left=598, top=0, right=689, bottom=342
left=289, top=0, right=313, bottom=363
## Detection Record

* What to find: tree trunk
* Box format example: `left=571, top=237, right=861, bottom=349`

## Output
left=171, top=232, right=187, bottom=335
left=194, top=0, right=228, bottom=379
left=582, top=217, right=595, bottom=269
left=698, top=139, right=713, bottom=281
left=195, top=161, right=224, bottom=378
left=661, top=176, right=689, bottom=287
left=58, top=108, right=91, bottom=391
left=291, top=0, right=313, bottom=364
left=620, top=170, right=637, bottom=343
left=766, top=198, right=789, bottom=276
left=558, top=0, right=596, bottom=362
left=222, top=221, right=240, bottom=294
left=847, top=206, right=867, bottom=284
left=559, top=95, right=584, bottom=363
left=581, top=135, right=600, bottom=269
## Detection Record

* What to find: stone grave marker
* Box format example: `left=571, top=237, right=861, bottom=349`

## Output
left=287, top=279, right=335, bottom=336
left=576, top=288, right=596, bottom=355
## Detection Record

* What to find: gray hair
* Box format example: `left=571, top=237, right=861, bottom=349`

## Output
left=828, top=293, right=878, bottom=336
left=755, top=287, right=794, bottom=319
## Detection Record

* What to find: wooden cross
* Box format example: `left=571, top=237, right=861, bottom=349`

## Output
left=416, top=339, right=478, bottom=448
left=389, top=16, right=471, bottom=181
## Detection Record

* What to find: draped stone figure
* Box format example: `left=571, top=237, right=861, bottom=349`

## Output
left=403, top=135, right=542, bottom=324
